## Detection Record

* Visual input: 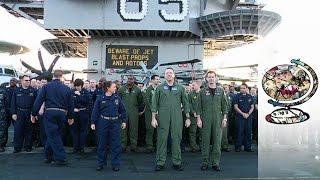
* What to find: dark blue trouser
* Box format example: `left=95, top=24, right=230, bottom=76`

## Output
left=43, top=110, right=66, bottom=161
left=2, top=111, right=12, bottom=147
left=235, top=115, right=252, bottom=150
left=71, top=111, right=89, bottom=150
left=14, top=110, right=32, bottom=150
left=39, top=115, right=47, bottom=147
left=97, top=119, right=121, bottom=167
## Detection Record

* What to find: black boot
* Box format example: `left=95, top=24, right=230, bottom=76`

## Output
left=201, top=164, right=208, bottom=171
left=96, top=165, right=103, bottom=171
left=51, top=160, right=68, bottom=166
left=112, top=167, right=120, bottom=172
left=212, top=165, right=221, bottom=171
left=13, top=149, right=21, bottom=153
left=172, top=164, right=184, bottom=171
left=43, top=159, right=53, bottom=164
left=155, top=165, right=165, bottom=171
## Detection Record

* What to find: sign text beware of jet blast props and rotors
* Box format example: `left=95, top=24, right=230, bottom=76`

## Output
left=105, top=45, right=158, bottom=69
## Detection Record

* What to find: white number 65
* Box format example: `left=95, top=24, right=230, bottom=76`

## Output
left=159, top=0, right=189, bottom=22
left=117, top=0, right=189, bottom=22
left=118, top=0, right=148, bottom=21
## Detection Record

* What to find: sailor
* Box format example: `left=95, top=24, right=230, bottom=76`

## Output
left=11, top=75, right=37, bottom=153
left=0, top=84, right=8, bottom=152
left=118, top=75, right=144, bottom=152
left=91, top=81, right=127, bottom=171
left=197, top=70, right=228, bottom=171
left=31, top=70, right=74, bottom=166
left=151, top=68, right=191, bottom=171
left=234, top=83, right=254, bottom=152
left=71, top=79, right=90, bottom=153
left=3, top=78, right=18, bottom=149
left=188, top=80, right=201, bottom=152
left=144, top=75, right=161, bottom=153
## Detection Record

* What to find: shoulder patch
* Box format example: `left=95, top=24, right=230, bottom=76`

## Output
left=114, top=99, right=119, bottom=105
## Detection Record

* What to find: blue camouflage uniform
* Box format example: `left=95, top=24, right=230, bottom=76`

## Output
left=32, top=79, right=74, bottom=162
left=3, top=86, right=16, bottom=147
left=87, top=89, right=96, bottom=146
left=91, top=93, right=126, bottom=168
left=234, top=93, right=254, bottom=151
left=93, top=88, right=104, bottom=103
left=71, top=88, right=90, bottom=151
left=0, top=87, right=8, bottom=149
left=11, top=87, right=37, bottom=151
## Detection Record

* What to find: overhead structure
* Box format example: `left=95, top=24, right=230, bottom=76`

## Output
left=1, top=0, right=281, bottom=80
left=41, top=39, right=86, bottom=58
left=0, top=41, right=30, bottom=55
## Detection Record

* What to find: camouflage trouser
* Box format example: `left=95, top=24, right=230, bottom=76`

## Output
left=0, top=111, right=7, bottom=147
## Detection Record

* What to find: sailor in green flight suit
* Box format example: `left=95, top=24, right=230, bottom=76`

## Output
left=151, top=68, right=191, bottom=171
left=197, top=70, right=228, bottom=171
left=188, top=80, right=201, bottom=152
left=118, top=75, right=144, bottom=152
left=221, top=84, right=233, bottom=152
left=144, top=75, right=161, bottom=153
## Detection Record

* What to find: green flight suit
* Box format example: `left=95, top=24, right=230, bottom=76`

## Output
left=144, top=85, right=156, bottom=150
left=118, top=84, right=144, bottom=149
left=221, top=93, right=232, bottom=149
left=188, top=91, right=200, bottom=150
left=152, top=82, right=190, bottom=166
left=197, top=86, right=227, bottom=166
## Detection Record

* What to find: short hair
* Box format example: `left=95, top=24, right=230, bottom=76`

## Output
left=127, top=75, right=135, bottom=79
left=151, top=74, right=159, bottom=80
left=10, top=78, right=18, bottom=82
left=85, top=80, right=90, bottom=83
left=74, top=79, right=84, bottom=87
left=104, top=81, right=115, bottom=90
left=40, top=77, right=48, bottom=81
left=205, top=70, right=217, bottom=78
left=21, top=75, right=30, bottom=79
left=240, top=83, right=248, bottom=88
left=165, top=67, right=174, bottom=72
left=53, top=70, right=63, bottom=78
left=99, top=77, right=106, bottom=83
left=138, top=82, right=144, bottom=86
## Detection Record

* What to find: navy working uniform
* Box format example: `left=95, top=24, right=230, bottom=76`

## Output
left=93, top=87, right=104, bottom=104
left=91, top=93, right=126, bottom=168
left=87, top=89, right=96, bottom=146
left=234, top=93, right=254, bottom=151
left=0, top=87, right=7, bottom=151
left=252, top=95, right=258, bottom=142
left=71, top=88, right=90, bottom=151
left=4, top=86, right=15, bottom=147
left=32, top=79, right=74, bottom=162
left=11, top=87, right=37, bottom=151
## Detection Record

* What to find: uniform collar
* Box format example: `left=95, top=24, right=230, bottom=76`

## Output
left=104, top=93, right=115, bottom=99
left=20, top=87, right=30, bottom=90
left=126, top=84, right=136, bottom=89
left=164, top=81, right=176, bottom=87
